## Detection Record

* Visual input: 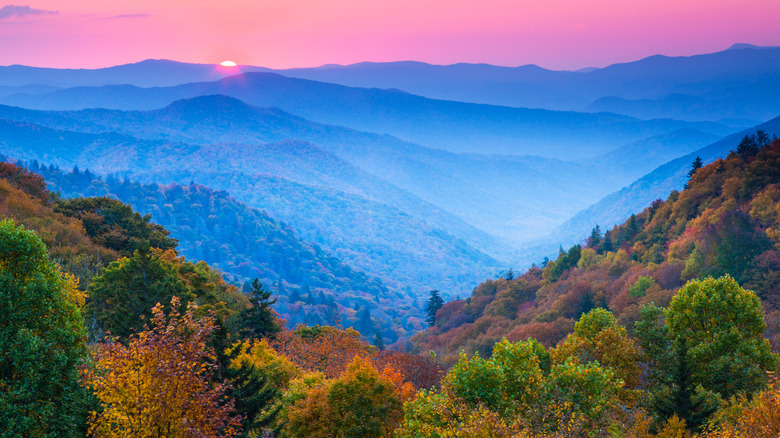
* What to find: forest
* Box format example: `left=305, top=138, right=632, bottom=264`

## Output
left=2, top=131, right=780, bottom=437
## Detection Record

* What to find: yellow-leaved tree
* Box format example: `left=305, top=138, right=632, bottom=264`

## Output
left=84, top=297, right=242, bottom=437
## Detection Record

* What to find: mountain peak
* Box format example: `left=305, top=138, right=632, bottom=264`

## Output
left=727, top=43, right=779, bottom=51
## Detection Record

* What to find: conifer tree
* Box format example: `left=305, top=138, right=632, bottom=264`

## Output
left=226, top=361, right=281, bottom=437
left=238, top=278, right=279, bottom=340
left=687, top=156, right=703, bottom=179
left=426, top=290, right=444, bottom=327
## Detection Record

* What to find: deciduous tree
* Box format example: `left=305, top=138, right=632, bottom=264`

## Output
left=0, top=219, right=89, bottom=437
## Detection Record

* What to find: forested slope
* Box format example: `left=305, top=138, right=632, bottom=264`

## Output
left=413, top=135, right=780, bottom=364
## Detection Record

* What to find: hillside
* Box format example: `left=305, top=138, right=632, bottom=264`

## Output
left=550, top=115, right=780, bottom=248
left=0, top=97, right=732, bottom=246
left=412, top=136, right=780, bottom=364
left=2, top=158, right=433, bottom=343
left=0, top=119, right=504, bottom=297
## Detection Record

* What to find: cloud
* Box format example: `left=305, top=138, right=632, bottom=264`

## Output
left=107, top=13, right=151, bottom=19
left=0, top=4, right=58, bottom=19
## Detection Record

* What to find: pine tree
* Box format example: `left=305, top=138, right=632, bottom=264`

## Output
left=588, top=225, right=602, bottom=248
left=426, top=290, right=444, bottom=327
left=687, top=156, right=703, bottom=180
left=653, top=340, right=717, bottom=431
left=600, top=231, right=614, bottom=253
left=226, top=360, right=281, bottom=437
left=504, top=268, right=515, bottom=281
left=238, top=279, right=279, bottom=340
left=736, top=134, right=759, bottom=158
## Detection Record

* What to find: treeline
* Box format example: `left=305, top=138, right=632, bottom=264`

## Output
left=4, top=214, right=780, bottom=437
left=6, top=158, right=426, bottom=345
left=413, top=134, right=780, bottom=363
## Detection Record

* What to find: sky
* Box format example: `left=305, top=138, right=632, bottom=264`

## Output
left=1, top=0, right=779, bottom=70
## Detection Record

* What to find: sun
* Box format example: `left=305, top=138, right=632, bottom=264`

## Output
left=220, top=60, right=237, bottom=67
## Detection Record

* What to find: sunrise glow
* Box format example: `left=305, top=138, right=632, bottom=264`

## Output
left=219, top=60, right=237, bottom=67
left=0, top=0, right=779, bottom=69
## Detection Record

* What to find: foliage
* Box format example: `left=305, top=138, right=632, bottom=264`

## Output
left=704, top=375, right=780, bottom=438
left=396, top=338, right=627, bottom=438
left=0, top=219, right=89, bottom=437
left=280, top=356, right=404, bottom=438
left=86, top=247, right=194, bottom=338
left=54, top=196, right=177, bottom=256
left=237, top=278, right=280, bottom=340
left=272, top=325, right=375, bottom=378
left=426, top=289, right=444, bottom=326
left=552, top=308, right=642, bottom=391
left=413, top=139, right=780, bottom=367
left=630, top=275, right=656, bottom=298
left=84, top=297, right=242, bottom=437
left=225, top=360, right=281, bottom=437
left=665, top=275, right=778, bottom=399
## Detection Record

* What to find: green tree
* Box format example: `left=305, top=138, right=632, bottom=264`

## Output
left=0, top=219, right=89, bottom=437
left=426, top=289, right=444, bottom=326
left=86, top=248, right=193, bottom=339
left=588, top=225, right=602, bottom=248
left=665, top=275, right=778, bottom=399
left=237, top=278, right=279, bottom=340
left=636, top=276, right=779, bottom=430
left=226, top=361, right=281, bottom=437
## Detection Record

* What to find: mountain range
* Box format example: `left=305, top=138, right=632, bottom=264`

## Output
left=1, top=45, right=778, bottom=303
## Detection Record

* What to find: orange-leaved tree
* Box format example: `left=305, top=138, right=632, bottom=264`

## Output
left=83, top=297, right=242, bottom=437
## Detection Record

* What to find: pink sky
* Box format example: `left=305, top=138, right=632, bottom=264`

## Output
left=1, top=0, right=779, bottom=70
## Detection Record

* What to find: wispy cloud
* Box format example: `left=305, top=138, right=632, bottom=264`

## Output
left=106, top=13, right=151, bottom=20
left=0, top=4, right=58, bottom=20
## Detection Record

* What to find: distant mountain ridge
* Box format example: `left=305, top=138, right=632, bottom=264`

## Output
left=0, top=116, right=504, bottom=297
left=0, top=72, right=739, bottom=158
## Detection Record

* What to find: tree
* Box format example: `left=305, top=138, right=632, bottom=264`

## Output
left=396, top=338, right=626, bottom=438
left=226, top=361, right=281, bottom=437
left=688, top=156, right=703, bottom=179
left=373, top=332, right=386, bottom=351
left=86, top=248, right=194, bottom=339
left=552, top=308, right=642, bottom=391
left=281, top=356, right=404, bottom=438
left=84, top=297, right=242, bottom=437
left=736, top=134, right=760, bottom=159
left=504, top=269, right=515, bottom=281
left=636, top=276, right=779, bottom=430
left=426, top=289, right=444, bottom=326
left=0, top=219, right=89, bottom=437
left=237, top=278, right=280, bottom=340
left=589, top=225, right=602, bottom=248
left=666, top=275, right=778, bottom=399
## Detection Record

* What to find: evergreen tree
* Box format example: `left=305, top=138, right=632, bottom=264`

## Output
left=504, top=268, right=515, bottom=281
left=653, top=339, right=717, bottom=431
left=600, top=230, right=614, bottom=253
left=736, top=134, right=759, bottom=158
left=426, top=290, right=444, bottom=327
left=238, top=278, right=279, bottom=340
left=357, top=306, right=373, bottom=334
left=687, top=156, right=703, bottom=180
left=588, top=225, right=602, bottom=248
left=226, top=360, right=281, bottom=437
left=373, top=332, right=386, bottom=351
